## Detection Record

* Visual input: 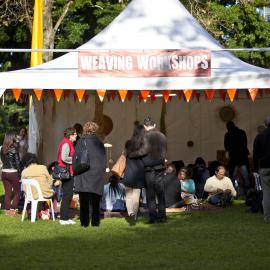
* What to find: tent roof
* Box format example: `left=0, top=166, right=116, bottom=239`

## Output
left=0, top=0, right=269, bottom=90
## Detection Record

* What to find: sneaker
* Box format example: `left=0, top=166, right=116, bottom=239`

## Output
left=68, top=219, right=76, bottom=225
left=59, top=220, right=70, bottom=225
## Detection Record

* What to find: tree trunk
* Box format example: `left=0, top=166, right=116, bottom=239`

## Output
left=43, top=0, right=54, bottom=62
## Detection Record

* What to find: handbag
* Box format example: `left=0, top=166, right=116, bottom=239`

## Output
left=111, top=153, right=126, bottom=178
left=52, top=164, right=70, bottom=180
left=73, top=140, right=90, bottom=175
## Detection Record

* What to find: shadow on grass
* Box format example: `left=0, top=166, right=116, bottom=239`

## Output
left=0, top=204, right=270, bottom=270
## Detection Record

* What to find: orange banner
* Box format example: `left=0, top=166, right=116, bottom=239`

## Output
left=78, top=50, right=211, bottom=77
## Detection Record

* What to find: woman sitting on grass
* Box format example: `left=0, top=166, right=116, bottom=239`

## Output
left=101, top=174, right=126, bottom=212
left=178, top=167, right=196, bottom=206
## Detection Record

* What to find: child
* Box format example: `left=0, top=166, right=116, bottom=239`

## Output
left=178, top=167, right=196, bottom=206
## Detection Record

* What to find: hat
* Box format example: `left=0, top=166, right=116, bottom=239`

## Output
left=143, top=116, right=155, bottom=127
left=264, top=116, right=270, bottom=127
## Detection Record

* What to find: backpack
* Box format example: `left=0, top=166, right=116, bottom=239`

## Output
left=72, top=140, right=90, bottom=175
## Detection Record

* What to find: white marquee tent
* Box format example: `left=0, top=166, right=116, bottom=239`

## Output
left=0, top=0, right=269, bottom=90
left=0, top=0, right=270, bottom=164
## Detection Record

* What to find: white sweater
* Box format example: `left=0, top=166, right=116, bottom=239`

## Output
left=204, top=175, right=237, bottom=197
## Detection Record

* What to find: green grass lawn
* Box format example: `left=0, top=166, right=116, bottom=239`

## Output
left=1, top=181, right=270, bottom=270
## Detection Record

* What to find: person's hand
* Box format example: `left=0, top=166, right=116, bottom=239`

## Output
left=54, top=180, right=61, bottom=187
left=216, top=188, right=223, bottom=193
left=225, top=189, right=231, bottom=194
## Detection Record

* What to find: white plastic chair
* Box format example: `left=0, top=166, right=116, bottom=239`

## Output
left=21, top=178, right=55, bottom=223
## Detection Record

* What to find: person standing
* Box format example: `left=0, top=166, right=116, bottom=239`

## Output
left=73, top=122, right=106, bottom=227
left=224, top=121, right=250, bottom=193
left=0, top=132, right=21, bottom=216
left=122, top=124, right=146, bottom=226
left=253, top=116, right=270, bottom=223
left=142, top=117, right=167, bottom=223
left=57, top=127, right=77, bottom=225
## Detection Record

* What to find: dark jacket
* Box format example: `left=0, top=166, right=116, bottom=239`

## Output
left=73, top=134, right=106, bottom=196
left=224, top=127, right=249, bottom=165
left=253, top=127, right=270, bottom=172
left=193, top=164, right=210, bottom=198
left=122, top=139, right=146, bottom=188
left=164, top=172, right=181, bottom=208
left=142, top=129, right=167, bottom=167
left=1, top=146, right=20, bottom=171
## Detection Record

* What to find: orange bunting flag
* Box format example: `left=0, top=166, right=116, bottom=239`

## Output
left=33, top=89, right=42, bottom=101
left=75, top=89, right=85, bottom=102
left=204, top=90, right=215, bottom=101
left=96, top=89, right=106, bottom=102
left=12, top=89, right=22, bottom=102
left=227, top=89, right=237, bottom=102
left=118, top=90, right=128, bottom=102
left=54, top=89, right=63, bottom=102
left=248, top=88, right=258, bottom=102
left=183, top=89, right=193, bottom=102
left=162, top=90, right=171, bottom=103
left=140, top=90, right=149, bottom=102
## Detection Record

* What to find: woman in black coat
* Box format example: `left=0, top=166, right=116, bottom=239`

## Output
left=73, top=122, right=106, bottom=227
left=122, top=124, right=146, bottom=226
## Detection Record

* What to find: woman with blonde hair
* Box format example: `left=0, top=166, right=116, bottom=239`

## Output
left=73, top=121, right=106, bottom=227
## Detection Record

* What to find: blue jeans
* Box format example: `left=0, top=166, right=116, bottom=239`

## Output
left=208, top=193, right=232, bottom=207
left=232, top=165, right=250, bottom=190
left=260, top=168, right=270, bottom=223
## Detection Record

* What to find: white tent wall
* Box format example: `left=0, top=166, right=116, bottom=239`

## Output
left=30, top=92, right=95, bottom=164
left=33, top=91, right=270, bottom=166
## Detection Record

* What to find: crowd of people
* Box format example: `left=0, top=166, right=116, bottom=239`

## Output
left=0, top=115, right=270, bottom=227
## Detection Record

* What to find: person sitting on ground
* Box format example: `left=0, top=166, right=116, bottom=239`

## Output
left=21, top=153, right=54, bottom=200
left=204, top=165, right=237, bottom=207
left=193, top=157, right=210, bottom=199
left=101, top=174, right=126, bottom=212
left=164, top=164, right=182, bottom=208
left=178, top=167, right=196, bottom=205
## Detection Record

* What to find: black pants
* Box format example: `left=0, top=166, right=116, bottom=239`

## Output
left=60, top=177, right=74, bottom=220
left=145, top=170, right=166, bottom=222
left=79, top=192, right=101, bottom=227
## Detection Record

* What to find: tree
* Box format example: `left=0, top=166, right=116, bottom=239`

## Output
left=182, top=0, right=270, bottom=67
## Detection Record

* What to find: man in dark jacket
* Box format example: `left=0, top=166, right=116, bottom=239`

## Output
left=224, top=121, right=250, bottom=193
left=253, top=116, right=270, bottom=223
left=142, top=117, right=167, bottom=223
